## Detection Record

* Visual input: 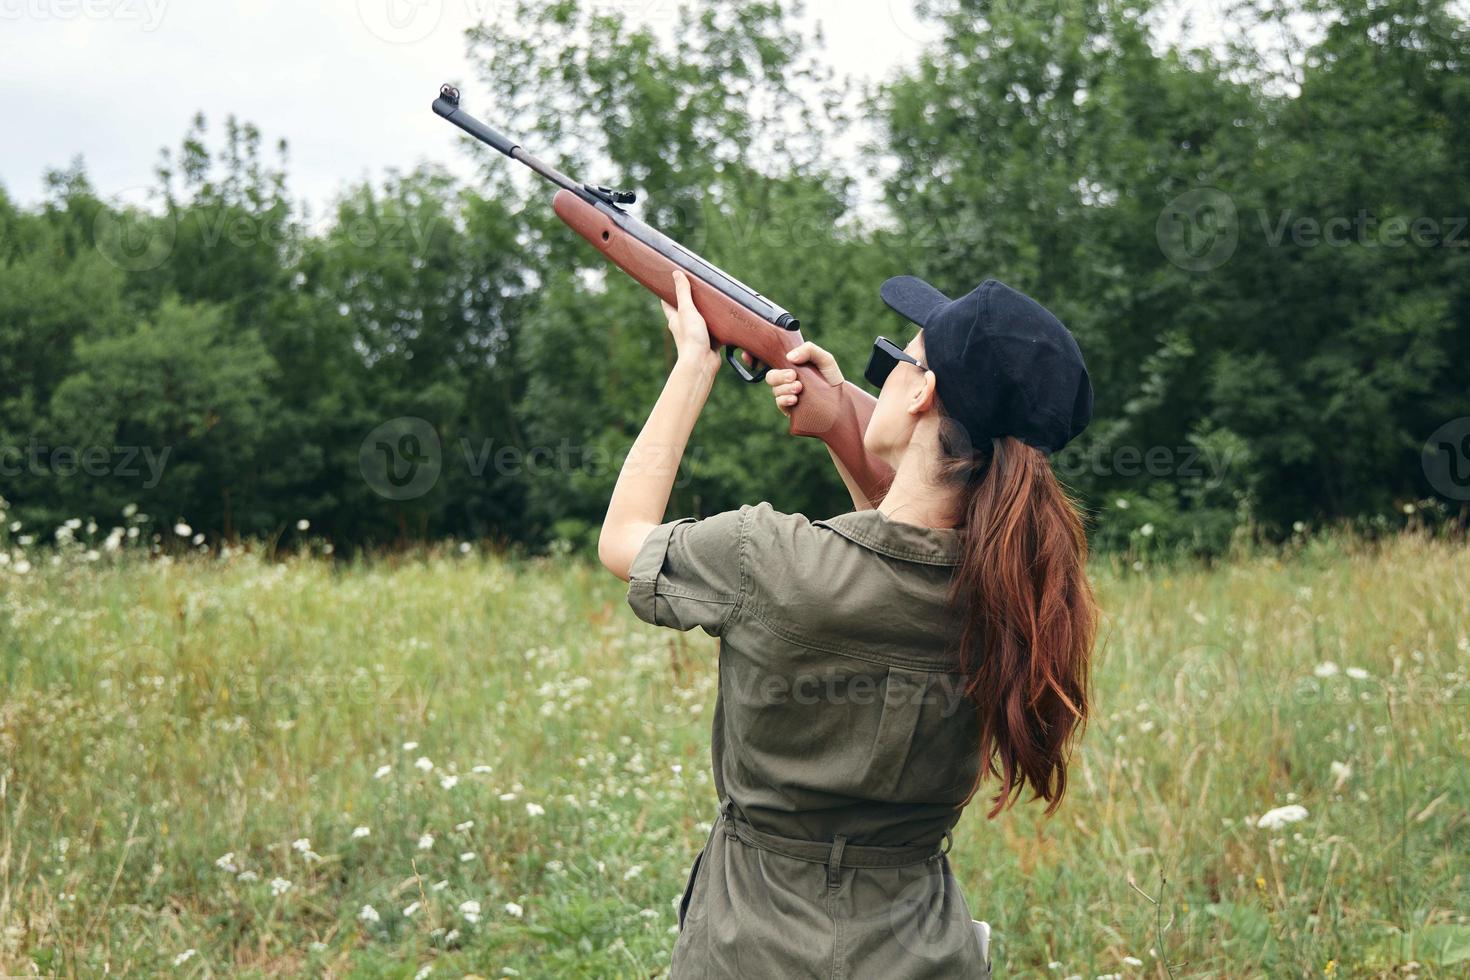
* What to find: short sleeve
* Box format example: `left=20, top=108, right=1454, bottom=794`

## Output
left=626, top=508, right=746, bottom=635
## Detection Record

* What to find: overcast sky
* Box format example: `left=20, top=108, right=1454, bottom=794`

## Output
left=0, top=1, right=1231, bottom=216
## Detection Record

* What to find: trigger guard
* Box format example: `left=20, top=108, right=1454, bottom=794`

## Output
left=724, top=345, right=769, bottom=383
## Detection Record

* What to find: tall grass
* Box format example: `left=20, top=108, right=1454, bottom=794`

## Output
left=1, top=532, right=1467, bottom=977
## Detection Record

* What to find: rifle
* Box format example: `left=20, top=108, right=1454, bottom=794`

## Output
left=432, top=84, right=894, bottom=503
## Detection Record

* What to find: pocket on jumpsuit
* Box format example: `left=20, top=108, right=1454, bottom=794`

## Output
left=677, top=847, right=706, bottom=930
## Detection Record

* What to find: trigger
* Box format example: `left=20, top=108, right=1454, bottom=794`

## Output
left=724, top=345, right=769, bottom=383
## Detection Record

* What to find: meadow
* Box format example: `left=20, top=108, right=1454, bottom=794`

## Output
left=1, top=529, right=1467, bottom=978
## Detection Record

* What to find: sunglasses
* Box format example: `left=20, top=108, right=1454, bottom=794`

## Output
left=864, top=336, right=929, bottom=389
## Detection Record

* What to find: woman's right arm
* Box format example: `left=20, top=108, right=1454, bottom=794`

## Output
left=762, top=343, right=876, bottom=512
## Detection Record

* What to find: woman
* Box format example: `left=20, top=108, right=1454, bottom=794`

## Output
left=599, top=269, right=1097, bottom=977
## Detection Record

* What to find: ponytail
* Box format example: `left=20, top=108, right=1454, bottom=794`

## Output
left=940, top=430, right=1097, bottom=818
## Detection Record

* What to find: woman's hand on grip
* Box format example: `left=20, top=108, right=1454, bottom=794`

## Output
left=760, top=342, right=844, bottom=418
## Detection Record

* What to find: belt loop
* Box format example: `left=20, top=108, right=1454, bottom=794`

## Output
left=826, top=834, right=848, bottom=889
left=721, top=799, right=737, bottom=839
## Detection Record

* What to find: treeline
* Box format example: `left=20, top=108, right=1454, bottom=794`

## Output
left=1, top=0, right=1466, bottom=555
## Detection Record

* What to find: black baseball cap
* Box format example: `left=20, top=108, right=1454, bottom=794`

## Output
left=879, top=276, right=1093, bottom=454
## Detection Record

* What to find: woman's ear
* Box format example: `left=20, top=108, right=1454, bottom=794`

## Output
left=908, top=371, right=939, bottom=415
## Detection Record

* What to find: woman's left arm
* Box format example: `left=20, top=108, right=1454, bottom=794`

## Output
left=598, top=270, right=722, bottom=581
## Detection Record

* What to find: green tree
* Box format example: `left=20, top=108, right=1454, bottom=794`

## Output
left=48, top=298, right=276, bottom=535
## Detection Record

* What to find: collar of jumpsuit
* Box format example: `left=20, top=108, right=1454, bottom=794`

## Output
left=817, top=508, right=962, bottom=568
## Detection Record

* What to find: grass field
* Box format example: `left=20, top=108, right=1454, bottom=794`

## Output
left=1, top=530, right=1467, bottom=978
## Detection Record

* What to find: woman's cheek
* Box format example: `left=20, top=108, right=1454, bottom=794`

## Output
left=863, top=399, right=897, bottom=457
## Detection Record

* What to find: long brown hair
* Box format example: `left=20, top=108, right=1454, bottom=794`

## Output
left=939, top=427, right=1097, bottom=818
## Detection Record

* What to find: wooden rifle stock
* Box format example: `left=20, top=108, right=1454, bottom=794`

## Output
left=553, top=190, right=894, bottom=504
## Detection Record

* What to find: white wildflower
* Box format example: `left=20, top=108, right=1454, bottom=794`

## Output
left=1257, top=804, right=1309, bottom=830
left=1313, top=661, right=1340, bottom=678
left=214, top=852, right=238, bottom=873
left=417, top=833, right=435, bottom=850
left=460, top=899, right=482, bottom=923
left=352, top=826, right=371, bottom=839
left=1330, top=761, right=1352, bottom=785
left=1115, top=498, right=1130, bottom=509
left=237, top=870, right=258, bottom=882
left=504, top=901, right=524, bottom=918
left=402, top=741, right=419, bottom=751
left=269, top=876, right=292, bottom=896
left=403, top=901, right=421, bottom=917
left=373, top=764, right=392, bottom=779
left=440, top=775, right=459, bottom=790
left=173, top=522, right=191, bottom=537
left=454, top=820, right=475, bottom=832
left=358, top=904, right=381, bottom=924
left=414, top=966, right=433, bottom=980
left=1139, top=523, right=1155, bottom=538
left=622, top=865, right=643, bottom=881
left=172, top=949, right=197, bottom=967
left=525, top=802, right=545, bottom=817
left=1345, top=666, right=1370, bottom=680
left=414, top=756, right=434, bottom=772
left=472, top=764, right=493, bottom=774
left=296, top=519, right=310, bottom=531
left=460, top=851, right=475, bottom=863
left=431, top=879, right=449, bottom=892
left=1123, top=955, right=1144, bottom=966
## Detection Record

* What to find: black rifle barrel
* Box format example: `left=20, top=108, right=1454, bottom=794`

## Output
left=432, top=86, right=582, bottom=196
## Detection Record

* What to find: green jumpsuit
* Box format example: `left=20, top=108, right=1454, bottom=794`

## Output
left=628, top=503, right=992, bottom=978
